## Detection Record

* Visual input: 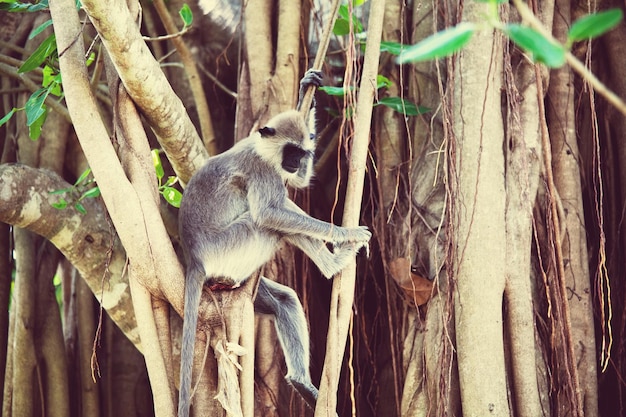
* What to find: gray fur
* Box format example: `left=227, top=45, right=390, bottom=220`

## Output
left=177, top=70, right=371, bottom=417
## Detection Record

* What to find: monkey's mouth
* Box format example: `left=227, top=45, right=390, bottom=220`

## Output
left=205, top=278, right=241, bottom=291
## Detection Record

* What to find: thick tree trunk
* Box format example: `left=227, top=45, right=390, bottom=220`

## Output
left=452, top=2, right=509, bottom=416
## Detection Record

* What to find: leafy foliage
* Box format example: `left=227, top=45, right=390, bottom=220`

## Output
left=397, top=23, right=476, bottom=64
left=152, top=150, right=182, bottom=208
left=50, top=168, right=101, bottom=214
left=505, top=24, right=565, bottom=67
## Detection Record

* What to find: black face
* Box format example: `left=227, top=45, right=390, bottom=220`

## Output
left=282, top=143, right=308, bottom=173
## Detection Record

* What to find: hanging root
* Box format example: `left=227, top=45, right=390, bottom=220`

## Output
left=213, top=339, right=247, bottom=417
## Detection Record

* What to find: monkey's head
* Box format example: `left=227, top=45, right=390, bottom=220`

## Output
left=255, top=110, right=316, bottom=189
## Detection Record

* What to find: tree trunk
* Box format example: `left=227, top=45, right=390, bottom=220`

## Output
left=452, top=2, right=509, bottom=416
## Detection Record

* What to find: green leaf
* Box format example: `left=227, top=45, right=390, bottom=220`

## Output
left=80, top=186, right=101, bottom=200
left=29, top=19, right=53, bottom=39
left=0, top=0, right=49, bottom=12
left=179, top=3, right=193, bottom=27
left=74, top=167, right=92, bottom=185
left=0, top=108, right=16, bottom=128
left=152, top=149, right=164, bottom=181
left=85, top=51, right=96, bottom=67
left=28, top=108, right=47, bottom=140
left=380, top=41, right=406, bottom=55
left=376, top=97, right=428, bottom=116
left=319, top=85, right=351, bottom=96
left=397, top=22, right=476, bottom=64
left=18, top=33, right=56, bottom=73
left=162, top=187, right=182, bottom=208
left=333, top=4, right=363, bottom=35
left=42, top=66, right=62, bottom=96
left=567, top=9, right=623, bottom=44
left=74, top=202, right=87, bottom=214
left=505, top=24, right=565, bottom=68
left=376, top=74, right=392, bottom=90
left=51, top=198, right=68, bottom=210
left=25, top=88, right=48, bottom=123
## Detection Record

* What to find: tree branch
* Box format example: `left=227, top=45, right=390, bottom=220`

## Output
left=79, top=0, right=209, bottom=183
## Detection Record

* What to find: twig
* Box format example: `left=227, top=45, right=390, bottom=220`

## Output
left=298, top=0, right=342, bottom=119
left=512, top=0, right=626, bottom=117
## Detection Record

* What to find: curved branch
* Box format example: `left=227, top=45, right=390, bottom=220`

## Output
left=0, top=163, right=139, bottom=347
left=79, top=0, right=209, bottom=183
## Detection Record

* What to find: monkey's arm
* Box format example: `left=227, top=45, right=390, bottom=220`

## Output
left=250, top=185, right=370, bottom=243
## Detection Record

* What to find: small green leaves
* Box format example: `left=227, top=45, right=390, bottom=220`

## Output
left=0, top=0, right=49, bottom=12
left=376, top=97, right=428, bottom=116
left=18, top=33, right=56, bottom=73
left=49, top=168, right=100, bottom=214
left=319, top=85, right=353, bottom=97
left=333, top=4, right=363, bottom=35
left=567, top=9, right=623, bottom=46
left=179, top=4, right=193, bottom=28
left=162, top=185, right=182, bottom=208
left=24, top=88, right=49, bottom=140
left=152, top=149, right=182, bottom=208
left=505, top=24, right=565, bottom=68
left=397, top=22, right=476, bottom=64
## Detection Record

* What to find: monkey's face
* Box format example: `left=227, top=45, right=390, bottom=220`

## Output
left=255, top=111, right=316, bottom=189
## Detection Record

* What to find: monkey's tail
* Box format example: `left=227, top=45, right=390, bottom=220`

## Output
left=178, top=270, right=204, bottom=417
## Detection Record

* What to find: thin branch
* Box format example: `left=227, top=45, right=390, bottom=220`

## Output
left=512, top=0, right=626, bottom=117
left=314, top=0, right=386, bottom=415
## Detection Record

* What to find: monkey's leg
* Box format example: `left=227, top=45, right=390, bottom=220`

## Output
left=254, top=277, right=320, bottom=410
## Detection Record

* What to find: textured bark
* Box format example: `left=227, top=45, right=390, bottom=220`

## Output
left=452, top=2, right=509, bottom=416
left=546, top=1, right=598, bottom=414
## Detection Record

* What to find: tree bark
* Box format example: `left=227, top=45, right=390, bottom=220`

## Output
left=452, top=2, right=509, bottom=416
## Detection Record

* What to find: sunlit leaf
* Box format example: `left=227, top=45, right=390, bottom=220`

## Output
left=42, top=65, right=62, bottom=96
left=51, top=198, right=68, bottom=210
left=505, top=24, right=565, bottom=68
left=81, top=186, right=101, bottom=200
left=152, top=149, right=164, bottom=180
left=85, top=51, right=96, bottom=67
left=333, top=4, right=363, bottom=35
left=397, top=22, right=476, bottom=64
left=567, top=9, right=623, bottom=45
left=18, top=33, right=56, bottom=73
left=179, top=3, right=193, bottom=27
left=74, top=167, right=92, bottom=185
left=162, top=187, right=182, bottom=208
left=377, top=74, right=392, bottom=89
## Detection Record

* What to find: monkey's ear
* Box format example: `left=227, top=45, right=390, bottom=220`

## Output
left=259, top=126, right=276, bottom=137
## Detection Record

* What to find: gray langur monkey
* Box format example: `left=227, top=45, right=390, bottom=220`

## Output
left=177, top=70, right=371, bottom=417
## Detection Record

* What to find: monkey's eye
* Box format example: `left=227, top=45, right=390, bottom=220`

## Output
left=309, top=133, right=315, bottom=140
left=259, top=126, right=276, bottom=137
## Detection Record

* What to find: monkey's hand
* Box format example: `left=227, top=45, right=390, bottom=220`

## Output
left=297, top=69, right=324, bottom=111
left=335, top=225, right=371, bottom=245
